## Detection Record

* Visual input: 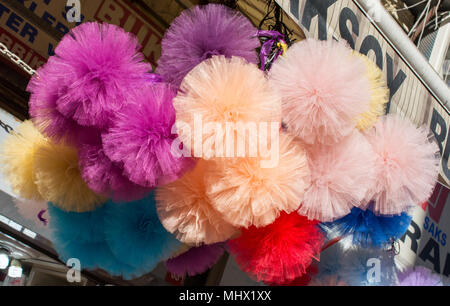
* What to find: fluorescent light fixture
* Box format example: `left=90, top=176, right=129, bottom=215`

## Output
left=22, top=228, right=37, bottom=239
left=0, top=252, right=9, bottom=269
left=7, top=220, right=22, bottom=232
left=8, top=266, right=22, bottom=278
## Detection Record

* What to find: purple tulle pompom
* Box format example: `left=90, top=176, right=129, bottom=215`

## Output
left=397, top=266, right=443, bottom=286
left=157, top=4, right=260, bottom=87
left=166, top=243, right=225, bottom=277
left=102, top=83, right=193, bottom=187
left=51, top=22, right=150, bottom=129
left=28, top=58, right=99, bottom=145
left=78, top=143, right=151, bottom=202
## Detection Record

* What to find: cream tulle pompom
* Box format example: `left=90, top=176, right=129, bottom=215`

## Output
left=365, top=115, right=440, bottom=215
left=34, top=141, right=106, bottom=212
left=173, top=55, right=281, bottom=158
left=298, top=131, right=377, bottom=222
left=205, top=133, right=310, bottom=228
left=156, top=160, right=238, bottom=245
left=354, top=53, right=389, bottom=131
left=0, top=120, right=47, bottom=201
left=269, top=39, right=371, bottom=144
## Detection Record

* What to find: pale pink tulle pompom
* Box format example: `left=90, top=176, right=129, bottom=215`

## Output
left=269, top=39, right=371, bottom=144
left=298, top=131, right=377, bottom=222
left=365, top=115, right=440, bottom=215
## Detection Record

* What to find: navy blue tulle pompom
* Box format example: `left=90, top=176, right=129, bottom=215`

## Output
left=321, top=207, right=412, bottom=247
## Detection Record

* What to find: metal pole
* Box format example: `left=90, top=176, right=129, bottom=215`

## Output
left=356, top=0, right=450, bottom=109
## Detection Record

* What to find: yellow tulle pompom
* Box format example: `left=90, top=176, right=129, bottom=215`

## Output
left=0, top=120, right=47, bottom=201
left=156, top=159, right=239, bottom=246
left=33, top=141, right=106, bottom=212
left=205, top=133, right=311, bottom=228
left=354, top=53, right=389, bottom=131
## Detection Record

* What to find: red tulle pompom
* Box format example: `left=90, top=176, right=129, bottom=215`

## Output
left=227, top=212, right=324, bottom=284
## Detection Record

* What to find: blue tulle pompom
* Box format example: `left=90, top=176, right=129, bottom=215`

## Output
left=103, top=191, right=181, bottom=272
left=48, top=203, right=113, bottom=270
left=314, top=243, right=398, bottom=286
left=48, top=191, right=180, bottom=280
left=321, top=207, right=412, bottom=247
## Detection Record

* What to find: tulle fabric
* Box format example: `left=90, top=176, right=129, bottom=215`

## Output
left=28, top=58, right=97, bottom=145
left=321, top=207, right=412, bottom=247
left=365, top=115, right=440, bottom=215
left=103, top=192, right=181, bottom=271
left=48, top=193, right=180, bottom=280
left=269, top=39, right=371, bottom=144
left=157, top=4, right=259, bottom=87
left=51, top=22, right=151, bottom=129
left=33, top=141, right=106, bottom=212
left=298, top=131, right=377, bottom=222
left=317, top=244, right=398, bottom=286
left=205, top=133, right=310, bottom=228
left=228, top=212, right=324, bottom=284
left=173, top=55, right=281, bottom=158
left=156, top=160, right=238, bottom=245
left=102, top=83, right=193, bottom=188
left=309, top=275, right=348, bottom=286
left=78, top=143, right=151, bottom=202
left=14, top=198, right=50, bottom=227
left=165, top=243, right=225, bottom=277
left=396, top=266, right=443, bottom=286
left=0, top=120, right=46, bottom=200
left=354, top=53, right=389, bottom=131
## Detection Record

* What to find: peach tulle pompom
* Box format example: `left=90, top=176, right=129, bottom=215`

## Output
left=365, top=115, right=440, bottom=215
left=228, top=212, right=324, bottom=284
left=34, top=141, right=106, bottom=212
left=156, top=160, right=238, bottom=245
left=269, top=39, right=371, bottom=144
left=298, top=131, right=377, bottom=222
left=0, top=121, right=47, bottom=201
left=173, top=55, right=281, bottom=158
left=354, top=53, right=389, bottom=131
left=206, top=133, right=310, bottom=228
left=14, top=198, right=50, bottom=227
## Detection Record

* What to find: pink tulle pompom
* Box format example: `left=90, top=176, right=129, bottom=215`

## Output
left=165, top=243, right=225, bottom=277
left=28, top=58, right=99, bottom=145
left=14, top=198, right=50, bottom=228
left=205, top=133, right=310, bottom=228
left=78, top=143, right=151, bottom=202
left=102, top=83, right=193, bottom=187
left=52, top=22, right=150, bottom=129
left=156, top=160, right=239, bottom=245
left=269, top=39, right=371, bottom=144
left=228, top=212, right=324, bottom=284
left=298, top=131, right=377, bottom=222
left=365, top=115, right=440, bottom=215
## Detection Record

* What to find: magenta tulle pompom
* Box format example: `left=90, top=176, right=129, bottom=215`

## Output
left=28, top=58, right=98, bottom=145
left=51, top=22, right=150, bottom=129
left=157, top=4, right=259, bottom=87
left=298, top=131, right=377, bottom=222
left=365, top=115, right=440, bottom=215
left=14, top=198, right=50, bottom=228
left=102, top=83, right=193, bottom=187
left=269, top=39, right=371, bottom=144
left=165, top=243, right=225, bottom=277
left=397, top=266, right=443, bottom=286
left=78, top=143, right=150, bottom=202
